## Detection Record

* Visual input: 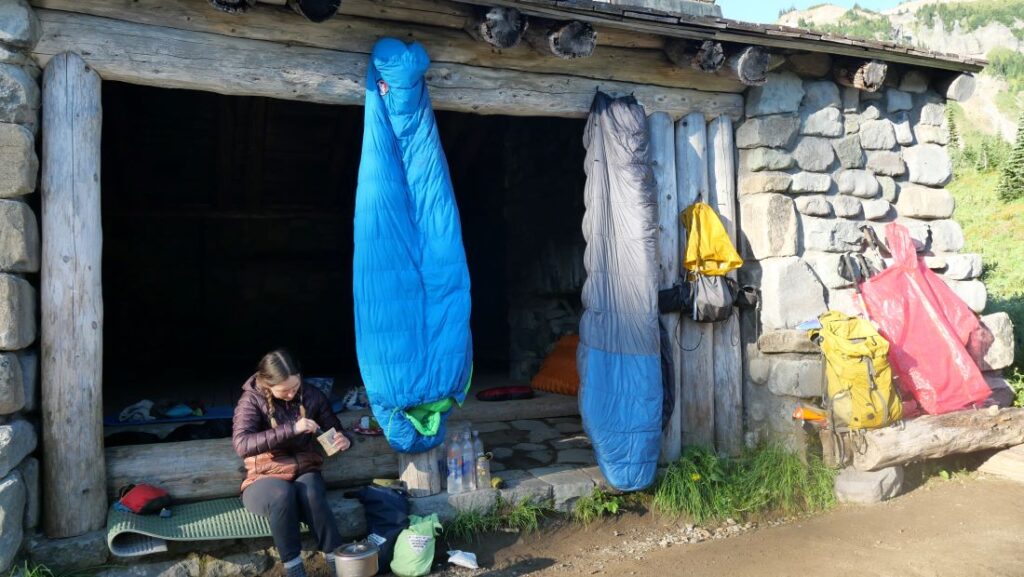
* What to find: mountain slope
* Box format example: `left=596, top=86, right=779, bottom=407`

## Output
left=777, top=0, right=1023, bottom=139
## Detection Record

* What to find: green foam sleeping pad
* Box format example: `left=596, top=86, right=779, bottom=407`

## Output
left=107, top=497, right=307, bottom=557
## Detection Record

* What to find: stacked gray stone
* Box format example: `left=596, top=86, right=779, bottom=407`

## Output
left=0, top=0, right=40, bottom=571
left=736, top=69, right=1013, bottom=455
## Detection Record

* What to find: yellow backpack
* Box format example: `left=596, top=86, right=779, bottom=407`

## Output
left=809, top=311, right=902, bottom=430
left=681, top=202, right=743, bottom=277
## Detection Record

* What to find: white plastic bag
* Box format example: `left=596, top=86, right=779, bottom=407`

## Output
left=447, top=550, right=479, bottom=569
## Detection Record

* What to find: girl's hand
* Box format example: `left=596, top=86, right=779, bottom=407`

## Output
left=294, top=418, right=319, bottom=435
left=332, top=432, right=351, bottom=453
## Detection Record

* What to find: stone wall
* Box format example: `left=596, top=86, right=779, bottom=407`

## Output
left=736, top=61, right=1016, bottom=450
left=0, top=0, right=40, bottom=571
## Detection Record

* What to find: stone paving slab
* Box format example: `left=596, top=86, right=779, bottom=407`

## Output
left=529, top=466, right=596, bottom=512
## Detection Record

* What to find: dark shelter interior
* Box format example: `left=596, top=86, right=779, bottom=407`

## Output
left=100, top=82, right=587, bottom=430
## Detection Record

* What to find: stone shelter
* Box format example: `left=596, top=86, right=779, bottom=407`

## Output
left=0, top=0, right=1015, bottom=571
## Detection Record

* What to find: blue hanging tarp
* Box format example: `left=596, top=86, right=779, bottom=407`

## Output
left=353, top=39, right=473, bottom=454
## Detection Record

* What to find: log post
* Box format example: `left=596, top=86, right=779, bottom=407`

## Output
left=525, top=19, right=597, bottom=59
left=726, top=46, right=771, bottom=86
left=834, top=59, right=888, bottom=92
left=398, top=446, right=443, bottom=497
left=708, top=115, right=742, bottom=457
left=853, top=408, right=1024, bottom=471
left=41, top=51, right=107, bottom=538
left=650, top=112, right=681, bottom=464
left=665, top=39, right=725, bottom=73
left=676, top=112, right=715, bottom=448
left=466, top=6, right=529, bottom=50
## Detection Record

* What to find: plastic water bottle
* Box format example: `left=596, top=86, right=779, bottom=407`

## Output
left=473, top=430, right=484, bottom=460
left=476, top=454, right=491, bottom=491
left=447, top=441, right=463, bottom=495
left=473, top=431, right=491, bottom=489
left=461, top=431, right=477, bottom=491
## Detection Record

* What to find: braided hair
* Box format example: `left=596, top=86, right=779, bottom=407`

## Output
left=255, top=349, right=305, bottom=428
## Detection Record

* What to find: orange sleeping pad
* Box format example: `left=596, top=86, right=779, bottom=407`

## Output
left=530, top=334, right=580, bottom=396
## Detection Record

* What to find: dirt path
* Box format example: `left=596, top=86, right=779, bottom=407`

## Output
left=446, top=477, right=1024, bottom=577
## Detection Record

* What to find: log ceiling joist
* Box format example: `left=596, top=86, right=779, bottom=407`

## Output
left=440, top=0, right=984, bottom=73
left=30, top=0, right=745, bottom=93
left=30, top=9, right=745, bottom=120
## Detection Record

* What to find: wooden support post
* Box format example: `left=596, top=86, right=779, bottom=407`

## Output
left=650, top=112, right=681, bottom=464
left=398, top=446, right=444, bottom=497
left=727, top=46, right=770, bottom=86
left=665, top=39, right=725, bottom=73
left=525, top=19, right=597, bottom=59
left=708, top=115, right=742, bottom=457
left=834, top=59, right=888, bottom=92
left=41, top=51, right=107, bottom=538
left=853, top=408, right=1024, bottom=471
left=466, top=6, right=528, bottom=49
left=676, top=112, right=714, bottom=448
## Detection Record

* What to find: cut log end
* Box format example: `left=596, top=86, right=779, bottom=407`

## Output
left=469, top=7, right=529, bottom=50
left=941, top=72, right=976, bottom=102
left=208, top=0, right=255, bottom=13
left=666, top=40, right=725, bottom=73
left=286, top=0, right=342, bottom=23
left=835, top=59, right=888, bottom=92
left=728, top=46, right=770, bottom=86
left=529, top=20, right=596, bottom=59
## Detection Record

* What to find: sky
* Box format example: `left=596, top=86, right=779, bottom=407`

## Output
left=715, top=0, right=904, bottom=24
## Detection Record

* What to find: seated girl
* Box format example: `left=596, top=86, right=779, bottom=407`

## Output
left=232, top=349, right=351, bottom=577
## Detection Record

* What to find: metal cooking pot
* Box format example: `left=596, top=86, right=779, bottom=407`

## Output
left=333, top=541, right=379, bottom=577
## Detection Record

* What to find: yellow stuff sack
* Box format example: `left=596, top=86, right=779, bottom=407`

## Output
left=681, top=202, right=743, bottom=276
left=809, top=310, right=902, bottom=430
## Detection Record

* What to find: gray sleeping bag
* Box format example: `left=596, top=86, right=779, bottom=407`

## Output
left=577, top=92, right=662, bottom=491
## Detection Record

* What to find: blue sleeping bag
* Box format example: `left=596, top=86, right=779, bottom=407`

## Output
left=578, top=93, right=662, bottom=491
left=353, top=39, right=473, bottom=454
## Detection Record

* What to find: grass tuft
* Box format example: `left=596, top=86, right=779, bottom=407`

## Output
left=445, top=496, right=553, bottom=541
left=651, top=443, right=837, bottom=523
left=652, top=446, right=732, bottom=523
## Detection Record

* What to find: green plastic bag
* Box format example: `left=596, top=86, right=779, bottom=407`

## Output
left=390, top=513, right=442, bottom=577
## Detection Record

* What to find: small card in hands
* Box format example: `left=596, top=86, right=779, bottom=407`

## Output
left=316, top=427, right=342, bottom=457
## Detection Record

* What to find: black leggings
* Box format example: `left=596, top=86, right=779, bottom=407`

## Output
left=242, top=472, right=343, bottom=563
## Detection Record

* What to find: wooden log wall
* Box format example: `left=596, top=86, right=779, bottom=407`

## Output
left=708, top=115, right=742, bottom=457
left=106, top=435, right=398, bottom=502
left=30, top=9, right=744, bottom=121
left=40, top=52, right=108, bottom=538
left=651, top=112, right=681, bottom=464
left=676, top=112, right=715, bottom=448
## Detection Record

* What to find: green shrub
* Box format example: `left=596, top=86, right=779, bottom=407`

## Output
left=918, top=0, right=1024, bottom=41
left=572, top=487, right=626, bottom=525
left=997, top=111, right=1024, bottom=203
